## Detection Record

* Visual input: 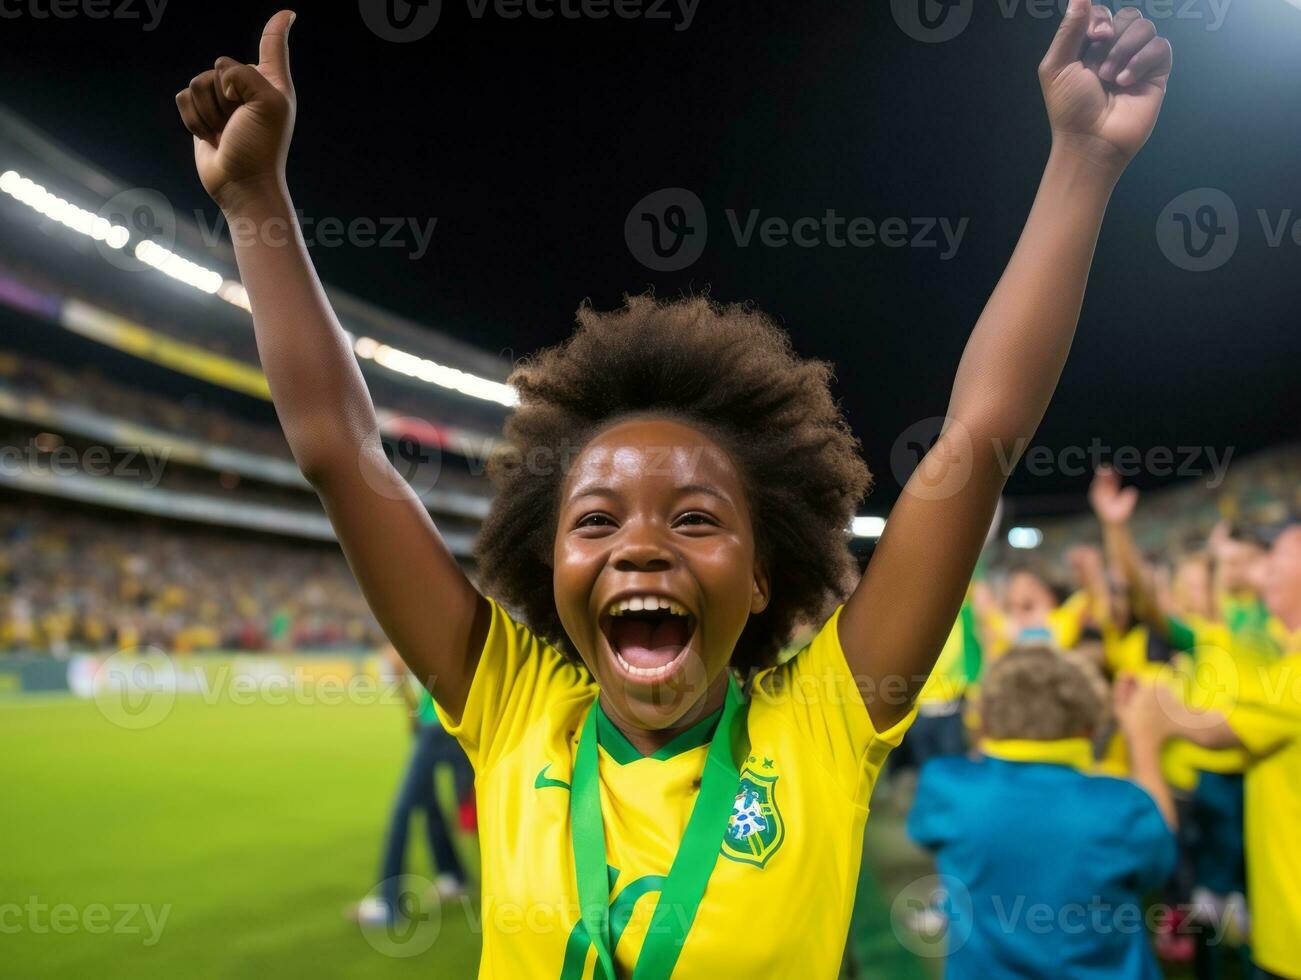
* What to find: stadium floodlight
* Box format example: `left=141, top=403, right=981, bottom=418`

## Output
left=1007, top=526, right=1044, bottom=550
left=851, top=515, right=886, bottom=539
left=0, top=170, right=129, bottom=249
left=134, top=240, right=224, bottom=294
left=2, top=167, right=513, bottom=408
left=354, top=336, right=518, bottom=407
left=217, top=281, right=251, bottom=311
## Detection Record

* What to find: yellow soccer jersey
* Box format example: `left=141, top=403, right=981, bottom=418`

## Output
left=1221, top=650, right=1301, bottom=978
left=436, top=595, right=914, bottom=979
left=1099, top=649, right=1250, bottom=788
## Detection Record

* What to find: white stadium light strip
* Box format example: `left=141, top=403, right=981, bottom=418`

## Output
left=0, top=169, right=129, bottom=249
left=217, top=280, right=251, bottom=311
left=4, top=167, right=514, bottom=407
left=134, top=239, right=223, bottom=294
left=354, top=336, right=518, bottom=407
left=851, top=516, right=886, bottom=539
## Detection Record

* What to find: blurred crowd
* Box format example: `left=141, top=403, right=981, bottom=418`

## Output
left=887, top=464, right=1301, bottom=980
left=0, top=350, right=293, bottom=460
left=0, top=504, right=382, bottom=654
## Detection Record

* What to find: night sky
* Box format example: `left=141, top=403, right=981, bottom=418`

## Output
left=3, top=0, right=1299, bottom=515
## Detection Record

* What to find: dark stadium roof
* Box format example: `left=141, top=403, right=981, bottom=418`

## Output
left=2, top=1, right=1299, bottom=518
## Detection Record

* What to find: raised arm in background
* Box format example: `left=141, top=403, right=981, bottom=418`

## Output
left=175, top=11, right=488, bottom=718
left=1087, top=465, right=1194, bottom=644
left=840, top=0, right=1174, bottom=729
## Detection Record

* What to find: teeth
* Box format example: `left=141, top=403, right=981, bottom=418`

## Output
left=614, top=648, right=687, bottom=679
left=605, top=595, right=691, bottom=618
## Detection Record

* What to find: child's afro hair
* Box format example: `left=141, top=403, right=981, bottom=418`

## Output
left=474, top=292, right=872, bottom=670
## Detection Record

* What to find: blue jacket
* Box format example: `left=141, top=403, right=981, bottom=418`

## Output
left=907, top=741, right=1176, bottom=980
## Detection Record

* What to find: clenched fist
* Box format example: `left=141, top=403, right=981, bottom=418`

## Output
left=1040, top=0, right=1173, bottom=171
left=175, top=10, right=297, bottom=211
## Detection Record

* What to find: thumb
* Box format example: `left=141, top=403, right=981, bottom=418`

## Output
left=1041, top=0, right=1096, bottom=76
left=258, top=10, right=296, bottom=95
left=218, top=62, right=276, bottom=106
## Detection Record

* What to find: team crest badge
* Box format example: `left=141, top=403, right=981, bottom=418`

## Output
left=721, top=766, right=784, bottom=868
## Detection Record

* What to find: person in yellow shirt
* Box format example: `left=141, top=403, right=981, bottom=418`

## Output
left=979, top=570, right=1092, bottom=655
left=1117, top=525, right=1301, bottom=980
left=169, top=2, right=1174, bottom=974
left=1090, top=465, right=1262, bottom=970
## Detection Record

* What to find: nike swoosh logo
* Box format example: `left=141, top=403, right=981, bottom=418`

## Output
left=534, top=763, right=571, bottom=791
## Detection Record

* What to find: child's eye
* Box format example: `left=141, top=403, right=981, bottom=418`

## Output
left=674, top=511, right=716, bottom=528
left=575, top=513, right=616, bottom=529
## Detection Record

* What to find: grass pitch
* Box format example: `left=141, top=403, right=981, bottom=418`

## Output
left=1, top=688, right=940, bottom=979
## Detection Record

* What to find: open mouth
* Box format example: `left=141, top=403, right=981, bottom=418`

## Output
left=598, top=596, right=698, bottom=683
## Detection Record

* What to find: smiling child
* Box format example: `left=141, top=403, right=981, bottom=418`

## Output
left=174, top=1, right=1174, bottom=974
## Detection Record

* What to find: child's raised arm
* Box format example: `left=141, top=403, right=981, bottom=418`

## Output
left=839, top=0, right=1173, bottom=729
left=175, top=11, right=488, bottom=717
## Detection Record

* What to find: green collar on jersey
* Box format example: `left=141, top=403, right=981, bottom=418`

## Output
left=593, top=693, right=725, bottom=765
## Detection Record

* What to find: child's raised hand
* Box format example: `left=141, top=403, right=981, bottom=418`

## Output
left=175, top=11, right=297, bottom=210
left=1089, top=465, right=1138, bottom=526
left=1039, top=0, right=1172, bottom=172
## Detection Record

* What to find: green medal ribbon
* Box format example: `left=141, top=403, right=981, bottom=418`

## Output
left=570, top=675, right=747, bottom=980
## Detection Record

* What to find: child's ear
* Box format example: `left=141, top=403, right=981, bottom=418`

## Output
left=751, top=564, right=770, bottom=614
